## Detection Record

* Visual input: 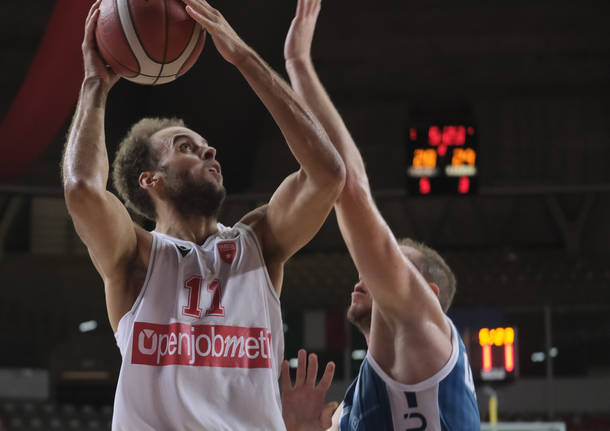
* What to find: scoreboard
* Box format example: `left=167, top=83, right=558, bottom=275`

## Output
left=406, top=124, right=478, bottom=195
left=470, top=326, right=519, bottom=382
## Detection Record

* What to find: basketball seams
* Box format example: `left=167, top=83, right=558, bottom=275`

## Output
left=96, top=0, right=140, bottom=75
left=97, top=35, right=139, bottom=77
left=152, top=0, right=171, bottom=85
left=177, top=27, right=205, bottom=78
left=115, top=0, right=141, bottom=74
left=173, top=21, right=197, bottom=79
left=172, top=26, right=203, bottom=78
left=124, top=0, right=155, bottom=68
left=119, top=0, right=163, bottom=79
left=98, top=0, right=203, bottom=84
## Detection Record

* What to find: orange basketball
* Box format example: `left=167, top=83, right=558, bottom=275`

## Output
left=95, top=0, right=206, bottom=85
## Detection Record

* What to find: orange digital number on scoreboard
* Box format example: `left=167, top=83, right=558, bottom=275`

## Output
left=452, top=148, right=477, bottom=167
left=412, top=148, right=437, bottom=168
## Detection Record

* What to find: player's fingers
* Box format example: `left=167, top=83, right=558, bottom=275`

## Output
left=306, top=353, right=318, bottom=387
left=85, top=5, right=94, bottom=24
left=86, top=0, right=101, bottom=23
left=280, top=360, right=292, bottom=392
left=296, top=0, right=306, bottom=18
left=90, top=9, right=101, bottom=28
left=306, top=0, right=319, bottom=15
left=320, top=401, right=339, bottom=428
left=317, top=361, right=335, bottom=391
left=198, top=0, right=218, bottom=12
left=185, top=5, right=216, bottom=31
left=182, top=0, right=217, bottom=20
left=84, top=9, right=100, bottom=45
left=85, top=5, right=98, bottom=31
left=295, top=349, right=306, bottom=387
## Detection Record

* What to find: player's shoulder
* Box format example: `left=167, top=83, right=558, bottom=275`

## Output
left=238, top=204, right=268, bottom=251
left=239, top=204, right=268, bottom=227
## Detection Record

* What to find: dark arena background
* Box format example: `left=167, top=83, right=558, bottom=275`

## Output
left=1, top=0, right=609, bottom=430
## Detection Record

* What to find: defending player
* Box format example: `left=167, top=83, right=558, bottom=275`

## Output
left=282, top=0, right=480, bottom=429
left=62, top=0, right=345, bottom=429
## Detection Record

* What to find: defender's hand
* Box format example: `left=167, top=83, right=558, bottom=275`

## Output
left=82, top=0, right=119, bottom=89
left=284, top=0, right=321, bottom=63
left=281, top=349, right=338, bottom=431
left=182, top=0, right=250, bottom=66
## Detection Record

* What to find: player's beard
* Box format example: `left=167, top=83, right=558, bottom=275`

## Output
left=347, top=303, right=372, bottom=335
left=164, top=169, right=226, bottom=219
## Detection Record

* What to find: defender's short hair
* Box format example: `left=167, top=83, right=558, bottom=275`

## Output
left=399, top=238, right=456, bottom=312
left=112, top=117, right=185, bottom=220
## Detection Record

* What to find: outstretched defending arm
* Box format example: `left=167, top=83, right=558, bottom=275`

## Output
left=62, top=0, right=145, bottom=331
left=182, top=0, right=345, bottom=293
left=283, top=0, right=442, bottom=320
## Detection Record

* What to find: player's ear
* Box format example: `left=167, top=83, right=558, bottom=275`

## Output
left=139, top=171, right=160, bottom=190
left=428, top=282, right=440, bottom=298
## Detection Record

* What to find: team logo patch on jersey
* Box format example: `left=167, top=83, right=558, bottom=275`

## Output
left=218, top=241, right=237, bottom=264
left=132, top=322, right=273, bottom=368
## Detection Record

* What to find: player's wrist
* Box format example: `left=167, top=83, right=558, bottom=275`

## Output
left=285, top=56, right=314, bottom=76
left=285, top=55, right=312, bottom=68
left=83, top=74, right=111, bottom=88
left=81, top=76, right=112, bottom=106
left=229, top=43, right=256, bottom=68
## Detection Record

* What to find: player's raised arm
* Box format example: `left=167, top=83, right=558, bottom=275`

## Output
left=283, top=0, right=440, bottom=318
left=183, top=0, right=345, bottom=291
left=62, top=0, right=144, bottom=329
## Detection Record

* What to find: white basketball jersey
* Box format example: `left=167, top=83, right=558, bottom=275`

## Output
left=112, top=223, right=286, bottom=431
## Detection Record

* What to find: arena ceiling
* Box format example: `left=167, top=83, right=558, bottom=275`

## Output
left=1, top=0, right=608, bottom=190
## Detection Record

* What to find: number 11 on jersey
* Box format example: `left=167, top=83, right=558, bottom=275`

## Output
left=183, top=276, right=225, bottom=318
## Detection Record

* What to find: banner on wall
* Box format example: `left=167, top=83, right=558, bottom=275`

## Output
left=0, top=0, right=89, bottom=182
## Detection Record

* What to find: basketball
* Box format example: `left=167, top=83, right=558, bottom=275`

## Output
left=95, top=0, right=206, bottom=85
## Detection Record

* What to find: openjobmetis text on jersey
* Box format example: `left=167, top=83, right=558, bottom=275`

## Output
left=132, top=321, right=273, bottom=368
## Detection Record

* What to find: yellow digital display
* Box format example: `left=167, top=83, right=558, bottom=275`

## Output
left=478, top=327, right=515, bottom=347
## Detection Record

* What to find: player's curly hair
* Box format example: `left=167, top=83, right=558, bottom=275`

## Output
left=112, top=117, right=185, bottom=221
left=398, top=238, right=456, bottom=312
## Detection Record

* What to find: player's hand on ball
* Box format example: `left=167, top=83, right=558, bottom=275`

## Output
left=281, top=349, right=338, bottom=431
left=284, top=0, right=321, bottom=64
left=181, top=0, right=250, bottom=66
left=82, top=0, right=119, bottom=89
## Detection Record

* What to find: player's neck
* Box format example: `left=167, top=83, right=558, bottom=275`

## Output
left=155, top=210, right=219, bottom=245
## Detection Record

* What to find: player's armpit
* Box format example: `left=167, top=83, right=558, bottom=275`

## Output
left=239, top=169, right=342, bottom=296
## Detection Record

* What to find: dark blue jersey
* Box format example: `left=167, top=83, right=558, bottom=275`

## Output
left=340, top=319, right=480, bottom=431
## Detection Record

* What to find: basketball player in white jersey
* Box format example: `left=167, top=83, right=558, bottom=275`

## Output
left=62, top=0, right=345, bottom=429
left=281, top=0, right=480, bottom=429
